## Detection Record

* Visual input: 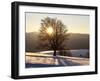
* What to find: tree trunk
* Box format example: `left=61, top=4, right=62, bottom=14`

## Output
left=53, top=50, right=56, bottom=56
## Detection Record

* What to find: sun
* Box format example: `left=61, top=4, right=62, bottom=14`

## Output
left=46, top=27, right=53, bottom=35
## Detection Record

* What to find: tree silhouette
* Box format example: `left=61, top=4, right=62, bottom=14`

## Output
left=39, top=17, right=69, bottom=56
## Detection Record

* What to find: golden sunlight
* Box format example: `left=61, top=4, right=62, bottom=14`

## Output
left=46, top=27, right=53, bottom=35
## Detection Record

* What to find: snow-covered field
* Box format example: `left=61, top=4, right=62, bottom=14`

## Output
left=25, top=51, right=89, bottom=68
left=37, top=49, right=89, bottom=57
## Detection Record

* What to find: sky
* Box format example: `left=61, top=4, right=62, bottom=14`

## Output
left=25, top=12, right=90, bottom=34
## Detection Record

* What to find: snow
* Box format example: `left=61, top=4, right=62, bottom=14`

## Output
left=25, top=52, right=89, bottom=68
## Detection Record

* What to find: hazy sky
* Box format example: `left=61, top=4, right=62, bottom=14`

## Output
left=26, top=12, right=90, bottom=34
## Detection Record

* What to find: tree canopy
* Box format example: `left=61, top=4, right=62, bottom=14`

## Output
left=39, top=17, right=69, bottom=56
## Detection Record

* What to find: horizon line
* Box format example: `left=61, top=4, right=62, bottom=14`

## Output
left=25, top=32, right=89, bottom=34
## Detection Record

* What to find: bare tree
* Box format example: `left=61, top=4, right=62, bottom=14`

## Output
left=39, top=17, right=69, bottom=56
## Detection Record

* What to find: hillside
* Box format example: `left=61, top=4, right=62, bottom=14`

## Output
left=66, top=33, right=89, bottom=49
left=26, top=32, right=89, bottom=52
